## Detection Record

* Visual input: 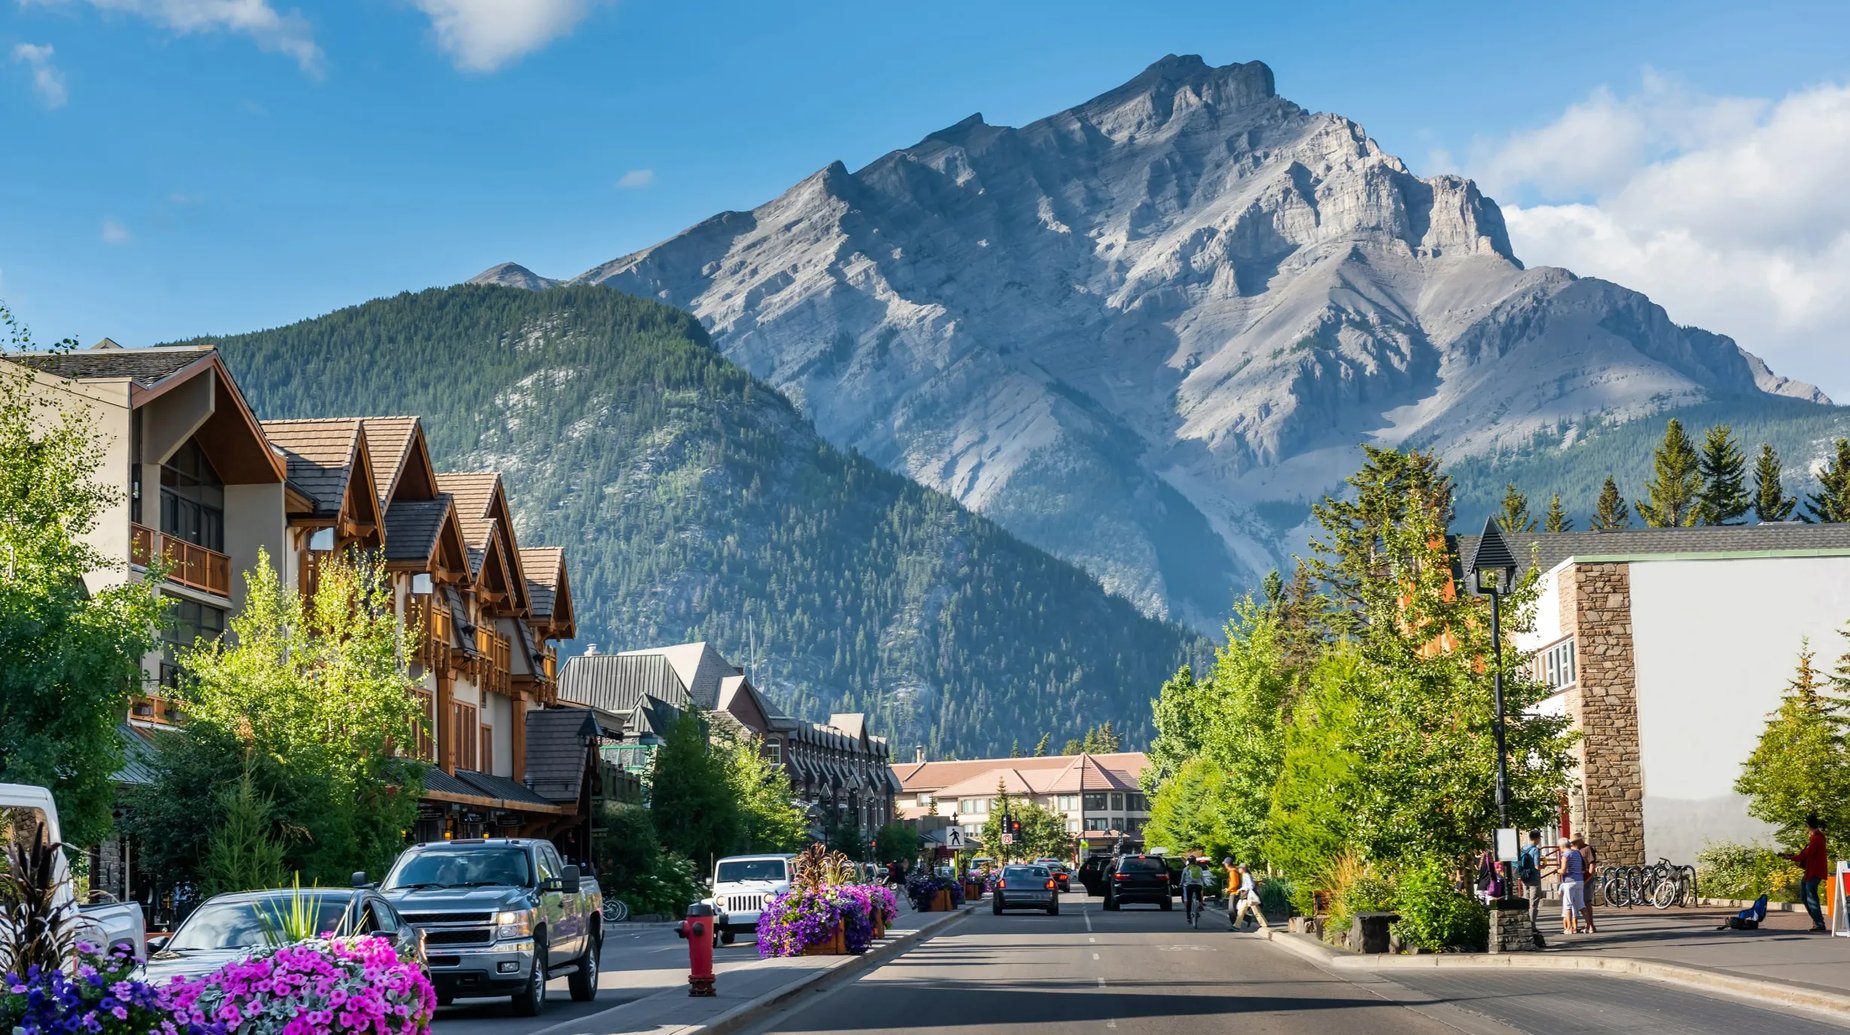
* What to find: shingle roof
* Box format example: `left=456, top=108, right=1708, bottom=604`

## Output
left=422, top=765, right=478, bottom=798
left=457, top=770, right=557, bottom=809
left=261, top=419, right=362, bottom=515
left=520, top=547, right=564, bottom=617
left=382, top=496, right=454, bottom=563
left=1452, top=522, right=1850, bottom=591
left=892, top=752, right=1149, bottom=794
left=360, top=417, right=421, bottom=506
left=523, top=708, right=596, bottom=802
left=437, top=473, right=499, bottom=549
left=16, top=345, right=210, bottom=387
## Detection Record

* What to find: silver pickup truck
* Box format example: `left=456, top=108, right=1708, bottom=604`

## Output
left=1, top=783, right=147, bottom=966
left=375, top=838, right=602, bottom=1018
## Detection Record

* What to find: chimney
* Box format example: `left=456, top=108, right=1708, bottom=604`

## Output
left=584, top=643, right=600, bottom=655
left=915, top=746, right=925, bottom=764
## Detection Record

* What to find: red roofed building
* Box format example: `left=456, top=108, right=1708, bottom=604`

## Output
left=891, top=751, right=1149, bottom=853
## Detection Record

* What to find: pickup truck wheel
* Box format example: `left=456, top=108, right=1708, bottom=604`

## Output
left=511, top=941, right=547, bottom=1017
left=568, top=932, right=599, bottom=1002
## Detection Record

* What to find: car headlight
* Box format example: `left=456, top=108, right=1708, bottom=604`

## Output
left=494, top=911, right=532, bottom=941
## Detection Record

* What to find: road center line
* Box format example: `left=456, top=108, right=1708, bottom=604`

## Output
left=1091, top=952, right=1100, bottom=960
left=1083, top=908, right=1092, bottom=933
left=1097, top=977, right=1106, bottom=988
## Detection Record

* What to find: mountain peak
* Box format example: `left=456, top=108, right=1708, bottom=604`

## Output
left=468, top=262, right=560, bottom=291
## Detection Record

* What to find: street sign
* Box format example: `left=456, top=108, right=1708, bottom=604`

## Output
left=947, top=827, right=963, bottom=848
left=1001, top=833, right=1015, bottom=845
left=1494, top=827, right=1520, bottom=862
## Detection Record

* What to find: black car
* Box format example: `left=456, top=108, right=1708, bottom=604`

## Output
left=1102, top=854, right=1173, bottom=911
left=1076, top=855, right=1110, bottom=896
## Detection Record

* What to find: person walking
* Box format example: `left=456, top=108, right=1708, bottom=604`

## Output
left=1571, top=835, right=1599, bottom=933
left=1221, top=857, right=1241, bottom=929
left=1790, top=814, right=1830, bottom=932
left=1517, top=830, right=1546, bottom=928
left=1556, top=838, right=1586, bottom=934
left=1231, top=864, right=1269, bottom=931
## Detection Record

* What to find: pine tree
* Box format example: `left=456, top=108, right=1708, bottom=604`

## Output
left=1031, top=732, right=1051, bottom=757
left=1754, top=444, right=1798, bottom=523
left=1591, top=477, right=1631, bottom=531
left=1498, top=483, right=1537, bottom=534
left=1735, top=640, right=1850, bottom=858
left=1695, top=424, right=1749, bottom=525
left=1635, top=419, right=1703, bottom=527
left=1807, top=438, right=1850, bottom=524
left=1543, top=493, right=1572, bottom=533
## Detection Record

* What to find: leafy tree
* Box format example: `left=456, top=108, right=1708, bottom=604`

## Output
left=1497, top=483, right=1537, bottom=534
left=201, top=769, right=287, bottom=896
left=649, top=710, right=744, bottom=869
left=1635, top=419, right=1703, bottom=527
left=1144, top=758, right=1236, bottom=863
left=1264, top=647, right=1365, bottom=888
left=1591, top=477, right=1631, bottom=531
left=1543, top=493, right=1572, bottom=533
left=172, top=551, right=425, bottom=883
left=1807, top=438, right=1850, bottom=524
left=871, top=820, right=921, bottom=865
left=1735, top=641, right=1850, bottom=857
left=726, top=733, right=806, bottom=853
left=1203, top=604, right=1298, bottom=863
left=1754, top=444, right=1798, bottom=523
left=980, top=782, right=1071, bottom=862
left=1307, top=445, right=1452, bottom=635
left=1143, top=665, right=1203, bottom=794
left=0, top=313, right=166, bottom=849
left=1695, top=425, right=1750, bottom=526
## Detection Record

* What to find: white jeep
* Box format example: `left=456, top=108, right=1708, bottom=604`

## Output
left=702, top=853, right=795, bottom=945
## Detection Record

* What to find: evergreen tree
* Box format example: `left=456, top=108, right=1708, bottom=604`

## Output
left=1497, top=483, right=1537, bottom=534
left=1753, top=444, right=1798, bottom=523
left=1735, top=641, right=1850, bottom=858
left=201, top=769, right=287, bottom=896
left=1591, top=477, right=1631, bottom=531
left=0, top=313, right=166, bottom=849
left=1695, top=424, right=1750, bottom=526
left=1031, top=733, right=1051, bottom=757
left=1807, top=438, right=1850, bottom=524
left=1010, top=740, right=1022, bottom=758
left=1080, top=721, right=1121, bottom=754
left=1307, top=446, right=1453, bottom=634
left=1543, top=493, right=1572, bottom=533
left=1635, top=419, right=1703, bottom=527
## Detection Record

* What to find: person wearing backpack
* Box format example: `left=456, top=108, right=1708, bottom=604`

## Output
left=1516, top=830, right=1545, bottom=927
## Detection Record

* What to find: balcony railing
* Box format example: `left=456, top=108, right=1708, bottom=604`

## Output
left=410, top=597, right=454, bottom=669
left=130, top=523, right=231, bottom=597
left=476, top=627, right=511, bottom=694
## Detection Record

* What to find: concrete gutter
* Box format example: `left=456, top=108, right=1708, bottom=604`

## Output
left=1256, top=926, right=1850, bottom=1020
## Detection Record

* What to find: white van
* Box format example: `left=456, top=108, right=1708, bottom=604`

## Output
left=703, top=854, right=795, bottom=945
left=1, top=783, right=147, bottom=964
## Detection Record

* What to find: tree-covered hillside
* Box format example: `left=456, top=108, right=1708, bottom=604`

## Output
left=176, top=285, right=1205, bottom=756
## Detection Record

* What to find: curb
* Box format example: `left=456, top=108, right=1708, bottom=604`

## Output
left=689, top=904, right=976, bottom=1035
left=1255, top=927, right=1850, bottom=1019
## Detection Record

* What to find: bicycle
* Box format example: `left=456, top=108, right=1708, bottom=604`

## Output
left=1183, top=884, right=1205, bottom=927
left=601, top=897, right=630, bottom=923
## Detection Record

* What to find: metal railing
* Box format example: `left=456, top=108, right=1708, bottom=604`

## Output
left=130, top=523, right=231, bottom=597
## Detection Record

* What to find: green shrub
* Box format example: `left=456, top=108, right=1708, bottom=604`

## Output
left=1696, top=842, right=1804, bottom=903
left=1391, top=858, right=1488, bottom=952
left=1325, top=868, right=1397, bottom=943
left=1258, top=875, right=1295, bottom=917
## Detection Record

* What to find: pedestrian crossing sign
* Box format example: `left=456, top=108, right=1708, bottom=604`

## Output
left=1833, top=862, right=1850, bottom=938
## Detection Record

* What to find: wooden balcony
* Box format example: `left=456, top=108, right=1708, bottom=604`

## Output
left=476, top=627, right=512, bottom=694
left=130, top=523, right=231, bottom=597
left=410, top=597, right=454, bottom=670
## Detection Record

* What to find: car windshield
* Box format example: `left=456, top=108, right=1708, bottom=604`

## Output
left=167, top=896, right=351, bottom=952
left=1003, top=866, right=1048, bottom=880
left=716, top=859, right=787, bottom=883
left=386, top=848, right=531, bottom=889
left=1118, top=858, right=1166, bottom=873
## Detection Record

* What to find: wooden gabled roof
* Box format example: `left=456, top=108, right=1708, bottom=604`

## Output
left=519, top=547, right=576, bottom=640
left=382, top=493, right=470, bottom=583
left=437, top=472, right=529, bottom=614
left=262, top=418, right=385, bottom=546
left=363, top=417, right=437, bottom=507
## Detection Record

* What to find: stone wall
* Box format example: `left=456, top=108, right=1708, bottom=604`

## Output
left=1562, top=563, right=1645, bottom=862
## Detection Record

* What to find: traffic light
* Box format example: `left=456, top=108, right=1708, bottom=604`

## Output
left=1010, top=818, right=1022, bottom=836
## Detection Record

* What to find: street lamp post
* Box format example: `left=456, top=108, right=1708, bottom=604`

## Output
left=1466, top=517, right=1519, bottom=899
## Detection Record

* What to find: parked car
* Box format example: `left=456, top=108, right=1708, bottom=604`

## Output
left=143, top=887, right=421, bottom=985
left=703, top=854, right=796, bottom=946
left=1031, top=858, right=1072, bottom=893
left=0, top=783, right=147, bottom=965
left=1102, top=854, right=1173, bottom=911
left=377, top=838, right=602, bottom=1017
left=1076, top=854, right=1111, bottom=896
left=992, top=865, right=1059, bottom=916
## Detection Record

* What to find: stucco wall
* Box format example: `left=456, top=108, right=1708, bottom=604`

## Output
left=486, top=693, right=513, bottom=777
left=1629, top=555, right=1850, bottom=863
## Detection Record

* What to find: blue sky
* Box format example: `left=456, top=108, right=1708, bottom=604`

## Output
left=5, top=0, right=1849, bottom=389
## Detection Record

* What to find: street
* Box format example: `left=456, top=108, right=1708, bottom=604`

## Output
left=731, top=899, right=1850, bottom=1035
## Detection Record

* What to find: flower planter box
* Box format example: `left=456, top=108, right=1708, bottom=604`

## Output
left=963, top=881, right=982, bottom=900
left=803, top=922, right=847, bottom=955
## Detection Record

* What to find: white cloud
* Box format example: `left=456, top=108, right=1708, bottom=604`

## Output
left=25, top=0, right=323, bottom=74
left=614, top=168, right=654, bottom=189
left=101, top=218, right=130, bottom=244
left=410, top=0, right=601, bottom=73
left=12, top=43, right=68, bottom=108
left=1465, top=75, right=1850, bottom=396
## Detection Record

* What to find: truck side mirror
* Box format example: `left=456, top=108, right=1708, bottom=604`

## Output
left=147, top=935, right=168, bottom=952
left=561, top=864, right=581, bottom=887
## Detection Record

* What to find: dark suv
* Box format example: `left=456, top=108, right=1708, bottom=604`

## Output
left=1103, top=854, right=1173, bottom=911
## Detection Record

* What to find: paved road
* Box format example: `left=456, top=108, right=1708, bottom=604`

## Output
left=740, top=896, right=1850, bottom=1035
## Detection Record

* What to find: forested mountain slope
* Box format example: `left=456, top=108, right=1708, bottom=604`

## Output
left=174, top=285, right=1204, bottom=755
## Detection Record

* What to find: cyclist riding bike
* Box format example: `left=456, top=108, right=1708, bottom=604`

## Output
left=1181, top=855, right=1209, bottom=925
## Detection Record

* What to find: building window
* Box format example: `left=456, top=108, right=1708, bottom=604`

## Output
left=1083, top=792, right=1107, bottom=812
left=159, top=441, right=225, bottom=552
left=765, top=740, right=782, bottom=765
left=1109, top=792, right=1123, bottom=811
left=452, top=702, right=478, bottom=770
left=480, top=724, right=494, bottom=774
left=1056, top=794, right=1078, bottom=811
left=1538, top=638, right=1577, bottom=690
left=917, top=793, right=933, bottom=807
left=160, top=597, right=226, bottom=689
left=1084, top=817, right=1111, bottom=831
left=1066, top=818, right=1080, bottom=833
left=1127, top=792, right=1147, bottom=812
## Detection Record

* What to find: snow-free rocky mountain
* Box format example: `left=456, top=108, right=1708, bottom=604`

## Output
left=483, top=55, right=1830, bottom=629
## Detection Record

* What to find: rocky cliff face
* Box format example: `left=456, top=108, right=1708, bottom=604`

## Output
left=505, top=55, right=1828, bottom=628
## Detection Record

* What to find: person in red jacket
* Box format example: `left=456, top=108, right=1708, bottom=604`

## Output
left=1790, top=814, right=1830, bottom=932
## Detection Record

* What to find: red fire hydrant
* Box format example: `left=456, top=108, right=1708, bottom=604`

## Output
left=676, top=902, right=718, bottom=997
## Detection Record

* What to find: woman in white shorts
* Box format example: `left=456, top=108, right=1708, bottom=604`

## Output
left=1556, top=837, right=1587, bottom=934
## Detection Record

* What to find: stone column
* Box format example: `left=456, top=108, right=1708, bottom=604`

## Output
left=1566, top=563, right=1645, bottom=862
left=1489, top=900, right=1539, bottom=953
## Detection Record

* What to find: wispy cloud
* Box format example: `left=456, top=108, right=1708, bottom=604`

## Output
left=12, top=43, right=68, bottom=108
left=101, top=218, right=130, bottom=244
left=26, top=0, right=324, bottom=75
left=411, top=0, right=602, bottom=73
left=1460, top=72, right=1850, bottom=394
left=614, top=168, right=654, bottom=189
